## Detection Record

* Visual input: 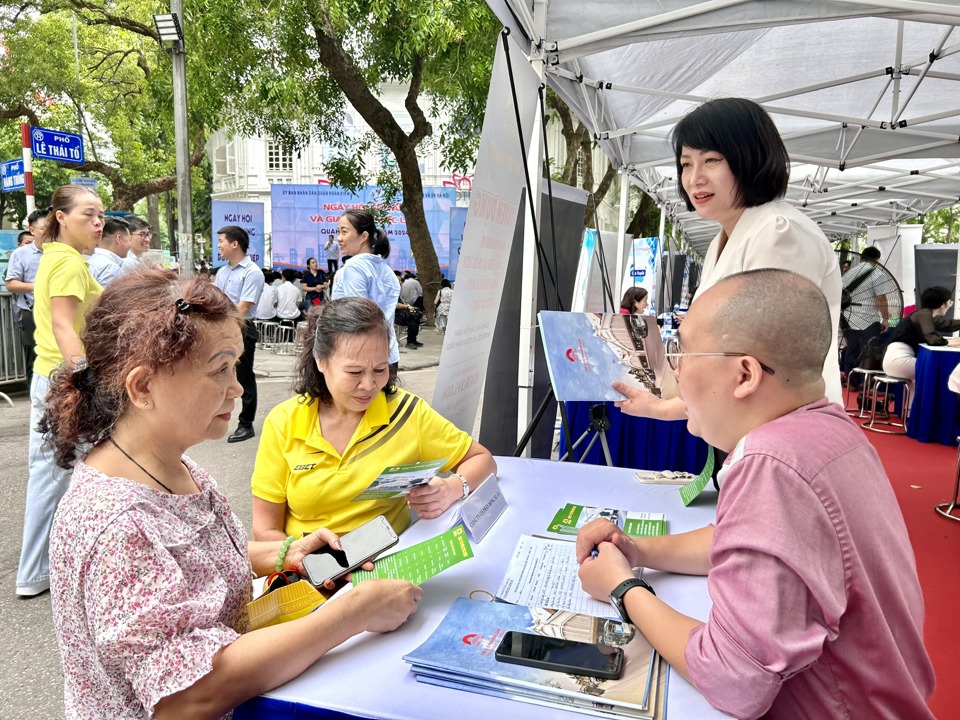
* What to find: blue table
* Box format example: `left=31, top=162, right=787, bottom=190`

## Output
left=907, top=345, right=960, bottom=445
left=559, top=401, right=710, bottom=473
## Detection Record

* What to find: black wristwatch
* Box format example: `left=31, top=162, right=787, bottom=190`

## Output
left=609, top=578, right=655, bottom=625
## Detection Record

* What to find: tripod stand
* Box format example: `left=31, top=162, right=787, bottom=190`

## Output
left=558, top=403, right=614, bottom=467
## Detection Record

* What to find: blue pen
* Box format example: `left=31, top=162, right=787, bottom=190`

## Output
left=590, top=547, right=599, bottom=559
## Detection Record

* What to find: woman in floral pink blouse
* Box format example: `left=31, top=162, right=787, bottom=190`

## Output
left=43, top=268, right=421, bottom=719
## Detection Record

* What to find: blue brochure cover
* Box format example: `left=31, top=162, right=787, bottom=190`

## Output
left=538, top=311, right=677, bottom=402
left=404, top=597, right=660, bottom=717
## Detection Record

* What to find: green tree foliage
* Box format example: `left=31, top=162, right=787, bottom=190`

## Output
left=0, top=0, right=239, bottom=228
left=203, top=0, right=500, bottom=316
left=917, top=206, right=960, bottom=244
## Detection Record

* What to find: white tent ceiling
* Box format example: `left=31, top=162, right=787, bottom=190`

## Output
left=485, top=0, right=960, bottom=256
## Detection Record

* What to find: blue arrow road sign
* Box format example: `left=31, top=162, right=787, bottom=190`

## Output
left=30, top=126, right=85, bottom=165
left=0, top=159, right=26, bottom=193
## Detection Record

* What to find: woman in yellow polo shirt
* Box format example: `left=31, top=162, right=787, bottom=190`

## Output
left=16, top=184, right=104, bottom=597
left=252, top=297, right=497, bottom=541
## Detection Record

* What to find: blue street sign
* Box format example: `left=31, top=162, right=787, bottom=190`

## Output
left=30, top=126, right=85, bottom=165
left=70, top=176, right=98, bottom=190
left=0, top=159, right=26, bottom=193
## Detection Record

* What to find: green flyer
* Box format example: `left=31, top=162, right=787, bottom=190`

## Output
left=679, top=446, right=716, bottom=506
left=547, top=504, right=666, bottom=537
left=353, top=525, right=474, bottom=585
left=349, top=458, right=448, bottom=502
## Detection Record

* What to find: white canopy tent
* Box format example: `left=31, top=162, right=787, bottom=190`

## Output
left=485, top=0, right=960, bottom=257
left=477, top=0, right=960, bottom=447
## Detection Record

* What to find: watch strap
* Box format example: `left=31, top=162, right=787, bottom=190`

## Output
left=452, top=472, right=470, bottom=500
left=610, top=577, right=656, bottom=625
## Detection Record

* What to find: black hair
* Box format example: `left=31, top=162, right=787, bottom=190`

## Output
left=102, top=216, right=131, bottom=238
left=217, top=225, right=250, bottom=253
left=125, top=215, right=149, bottom=230
left=920, top=286, right=952, bottom=310
left=440, top=278, right=452, bottom=289
left=672, top=97, right=790, bottom=212
left=293, top=297, right=397, bottom=405
left=262, top=269, right=275, bottom=284
left=305, top=257, right=318, bottom=268
left=27, top=207, right=51, bottom=227
left=861, top=246, right=882, bottom=261
left=341, top=209, right=390, bottom=259
left=17, top=231, right=31, bottom=245
left=281, top=268, right=298, bottom=282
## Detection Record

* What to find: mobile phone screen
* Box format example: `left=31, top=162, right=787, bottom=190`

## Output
left=301, top=516, right=398, bottom=586
left=495, top=632, right=623, bottom=679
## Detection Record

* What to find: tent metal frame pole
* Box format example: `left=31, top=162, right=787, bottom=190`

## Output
left=515, top=0, right=548, bottom=455
left=615, top=172, right=630, bottom=302
left=547, top=0, right=750, bottom=62
left=505, top=0, right=541, bottom=45
left=827, top=0, right=960, bottom=20
left=893, top=25, right=955, bottom=124
left=890, top=21, right=906, bottom=124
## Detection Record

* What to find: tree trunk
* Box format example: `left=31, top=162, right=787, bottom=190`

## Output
left=147, top=194, right=161, bottom=249
left=626, top=191, right=658, bottom=238
left=165, top=190, right=176, bottom=258
left=396, top=144, right=439, bottom=324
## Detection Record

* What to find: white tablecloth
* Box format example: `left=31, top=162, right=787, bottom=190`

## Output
left=254, top=456, right=726, bottom=719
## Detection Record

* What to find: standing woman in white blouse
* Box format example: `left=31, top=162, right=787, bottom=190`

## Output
left=613, top=98, right=842, bottom=420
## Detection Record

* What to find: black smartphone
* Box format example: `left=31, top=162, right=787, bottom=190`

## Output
left=300, top=515, right=399, bottom=587
left=495, top=631, right=624, bottom=680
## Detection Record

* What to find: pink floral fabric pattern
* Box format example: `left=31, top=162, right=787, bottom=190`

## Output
left=50, top=457, right=252, bottom=719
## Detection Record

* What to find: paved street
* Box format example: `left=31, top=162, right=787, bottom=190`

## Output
left=0, top=327, right=446, bottom=717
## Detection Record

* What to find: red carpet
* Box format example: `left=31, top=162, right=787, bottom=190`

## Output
left=851, top=405, right=960, bottom=719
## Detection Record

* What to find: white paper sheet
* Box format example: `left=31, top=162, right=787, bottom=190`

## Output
left=495, top=535, right=616, bottom=618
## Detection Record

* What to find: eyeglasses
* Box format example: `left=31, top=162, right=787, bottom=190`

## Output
left=664, top=351, right=775, bottom=375
left=133, top=231, right=153, bottom=239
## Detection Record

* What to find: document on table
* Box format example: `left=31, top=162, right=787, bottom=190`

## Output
left=495, top=535, right=616, bottom=619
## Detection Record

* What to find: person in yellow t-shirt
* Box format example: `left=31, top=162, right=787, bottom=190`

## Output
left=252, top=297, right=497, bottom=541
left=17, top=184, right=104, bottom=597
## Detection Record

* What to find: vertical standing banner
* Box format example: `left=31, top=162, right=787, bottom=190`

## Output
left=270, top=186, right=455, bottom=273
left=211, top=201, right=265, bottom=268
left=621, top=236, right=659, bottom=314
left=448, top=207, right=468, bottom=282
left=431, top=35, right=541, bottom=433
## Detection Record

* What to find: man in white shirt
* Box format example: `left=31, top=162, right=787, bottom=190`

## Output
left=87, top=217, right=132, bottom=287
left=400, top=272, right=424, bottom=311
left=121, top=216, right=153, bottom=273
left=214, top=225, right=265, bottom=442
left=4, top=208, right=49, bottom=381
left=255, top=270, right=279, bottom=321
left=276, top=269, right=304, bottom=321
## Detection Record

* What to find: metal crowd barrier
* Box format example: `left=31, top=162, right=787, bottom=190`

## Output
left=0, top=293, right=28, bottom=406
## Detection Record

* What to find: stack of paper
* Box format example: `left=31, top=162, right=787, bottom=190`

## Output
left=404, top=597, right=668, bottom=719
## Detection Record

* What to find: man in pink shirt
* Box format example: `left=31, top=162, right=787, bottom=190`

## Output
left=577, top=269, right=934, bottom=719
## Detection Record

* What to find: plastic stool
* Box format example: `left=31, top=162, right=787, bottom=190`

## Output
left=861, top=375, right=911, bottom=435
left=935, top=435, right=960, bottom=523
left=845, top=367, right=882, bottom=417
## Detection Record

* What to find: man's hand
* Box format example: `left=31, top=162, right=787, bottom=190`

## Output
left=577, top=541, right=635, bottom=602
left=575, top=519, right=641, bottom=567
left=612, top=381, right=665, bottom=418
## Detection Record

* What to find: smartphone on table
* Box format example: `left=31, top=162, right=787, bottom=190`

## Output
left=300, top=515, right=399, bottom=587
left=495, top=631, right=624, bottom=680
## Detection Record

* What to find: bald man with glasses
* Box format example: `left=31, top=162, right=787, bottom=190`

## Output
left=577, top=269, right=933, bottom=720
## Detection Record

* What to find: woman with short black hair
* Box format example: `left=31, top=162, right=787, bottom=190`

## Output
left=883, top=285, right=960, bottom=382
left=613, top=98, right=842, bottom=420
